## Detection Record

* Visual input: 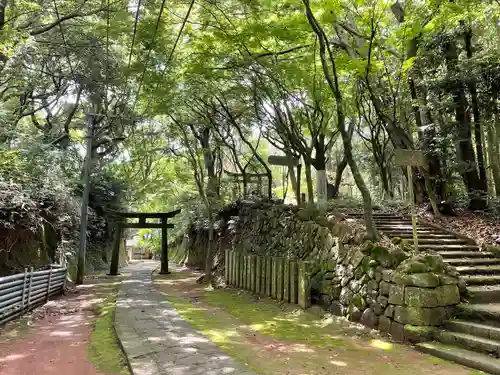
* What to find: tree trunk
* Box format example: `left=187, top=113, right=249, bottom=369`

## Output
left=304, top=162, right=314, bottom=204
left=443, top=39, right=487, bottom=210
left=333, top=156, right=348, bottom=198
left=486, top=121, right=500, bottom=196
left=464, top=28, right=488, bottom=191
left=303, top=0, right=378, bottom=240
left=204, top=203, right=214, bottom=284
left=288, top=162, right=300, bottom=204
left=313, top=134, right=328, bottom=208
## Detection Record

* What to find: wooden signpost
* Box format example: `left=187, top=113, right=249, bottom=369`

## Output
left=394, top=149, right=426, bottom=251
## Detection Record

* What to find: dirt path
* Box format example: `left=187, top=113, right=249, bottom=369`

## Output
left=0, top=276, right=125, bottom=375
left=154, top=265, right=482, bottom=375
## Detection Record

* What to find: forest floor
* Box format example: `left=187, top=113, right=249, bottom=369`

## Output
left=153, top=265, right=483, bottom=375
left=0, top=273, right=129, bottom=375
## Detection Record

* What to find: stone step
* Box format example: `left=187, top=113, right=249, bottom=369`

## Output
left=379, top=229, right=446, bottom=235
left=377, top=225, right=439, bottom=230
left=468, top=286, right=500, bottom=303
left=435, top=330, right=500, bottom=357
left=416, top=342, right=500, bottom=374
left=456, top=265, right=500, bottom=275
left=417, top=238, right=471, bottom=245
left=439, top=251, right=494, bottom=259
left=462, top=275, right=500, bottom=285
left=445, top=319, right=500, bottom=341
left=457, top=303, right=500, bottom=323
left=386, top=232, right=458, bottom=239
left=419, top=244, right=480, bottom=251
left=445, top=258, right=500, bottom=266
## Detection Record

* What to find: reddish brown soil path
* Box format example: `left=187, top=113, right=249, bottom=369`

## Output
left=0, top=279, right=119, bottom=375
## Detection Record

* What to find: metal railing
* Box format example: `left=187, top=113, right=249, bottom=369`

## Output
left=0, top=266, right=67, bottom=326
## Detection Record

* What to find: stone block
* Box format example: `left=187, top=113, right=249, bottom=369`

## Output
left=371, top=302, right=384, bottom=316
left=352, top=293, right=366, bottom=310
left=393, top=306, right=448, bottom=326
left=405, top=286, right=439, bottom=308
left=328, top=301, right=343, bottom=316
left=349, top=279, right=362, bottom=293
left=376, top=295, right=388, bottom=308
left=382, top=269, right=393, bottom=282
left=340, top=287, right=354, bottom=305
left=347, top=305, right=362, bottom=322
left=388, top=284, right=405, bottom=305
left=349, top=249, right=365, bottom=269
left=360, top=308, right=379, bottom=329
left=392, top=272, right=440, bottom=288
left=390, top=321, right=405, bottom=342
left=437, top=284, right=460, bottom=306
left=378, top=316, right=392, bottom=333
left=384, top=305, right=395, bottom=318
left=438, top=275, right=459, bottom=286
left=403, top=325, right=435, bottom=344
left=379, top=281, right=390, bottom=296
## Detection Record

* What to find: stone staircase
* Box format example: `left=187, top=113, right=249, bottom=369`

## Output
left=351, top=213, right=500, bottom=374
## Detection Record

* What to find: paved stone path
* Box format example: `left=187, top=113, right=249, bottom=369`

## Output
left=115, top=261, right=256, bottom=375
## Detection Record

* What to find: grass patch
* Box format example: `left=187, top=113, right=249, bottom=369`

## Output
left=200, top=289, right=351, bottom=349
left=88, top=289, right=130, bottom=375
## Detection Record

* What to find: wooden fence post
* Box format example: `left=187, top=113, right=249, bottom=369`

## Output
left=298, top=261, right=312, bottom=309
left=225, top=249, right=230, bottom=284
left=21, top=268, right=27, bottom=314
left=27, top=267, right=34, bottom=309
left=46, top=265, right=53, bottom=301
left=235, top=253, right=241, bottom=287
left=255, top=256, right=262, bottom=294
left=265, top=257, right=272, bottom=297
left=289, top=260, right=298, bottom=304
left=283, top=259, right=290, bottom=302
left=250, top=255, right=256, bottom=292
left=276, top=258, right=284, bottom=300
left=271, top=257, right=277, bottom=299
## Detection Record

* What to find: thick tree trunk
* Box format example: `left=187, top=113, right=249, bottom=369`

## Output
left=204, top=204, right=214, bottom=284
left=465, top=29, right=488, bottom=191
left=486, top=121, right=500, bottom=196
left=443, top=40, right=487, bottom=210
left=313, top=143, right=328, bottom=207
left=330, top=156, right=348, bottom=199
left=304, top=162, right=314, bottom=204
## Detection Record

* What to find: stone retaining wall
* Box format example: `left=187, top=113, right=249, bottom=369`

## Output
left=313, top=239, right=461, bottom=341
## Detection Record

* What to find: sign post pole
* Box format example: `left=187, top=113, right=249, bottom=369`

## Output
left=407, top=164, right=418, bottom=251
left=394, top=149, right=426, bottom=252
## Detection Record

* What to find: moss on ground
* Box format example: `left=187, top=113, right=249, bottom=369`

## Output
left=88, top=284, right=130, bottom=375
left=155, top=271, right=482, bottom=375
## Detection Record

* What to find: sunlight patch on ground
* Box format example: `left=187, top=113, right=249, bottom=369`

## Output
left=369, top=339, right=393, bottom=351
left=0, top=354, right=26, bottom=363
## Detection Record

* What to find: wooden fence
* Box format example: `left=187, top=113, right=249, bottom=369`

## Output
left=225, top=250, right=311, bottom=309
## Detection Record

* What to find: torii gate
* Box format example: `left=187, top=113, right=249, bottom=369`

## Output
left=108, top=209, right=181, bottom=275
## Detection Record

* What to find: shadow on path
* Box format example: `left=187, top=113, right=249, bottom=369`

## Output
left=115, top=261, right=256, bottom=375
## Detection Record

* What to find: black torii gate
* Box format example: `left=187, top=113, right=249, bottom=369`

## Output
left=108, top=209, right=181, bottom=276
